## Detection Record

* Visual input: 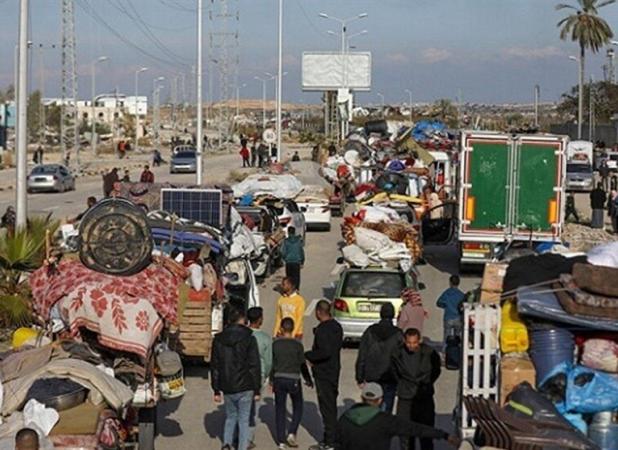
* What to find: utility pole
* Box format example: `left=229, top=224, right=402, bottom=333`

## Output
left=16, top=0, right=29, bottom=228
left=589, top=76, right=594, bottom=141
left=61, top=0, right=78, bottom=169
left=134, top=67, right=148, bottom=153
left=91, top=56, right=108, bottom=157
left=276, top=0, right=283, bottom=161
left=405, top=89, right=412, bottom=124
left=196, top=0, right=203, bottom=184
left=534, top=84, right=540, bottom=128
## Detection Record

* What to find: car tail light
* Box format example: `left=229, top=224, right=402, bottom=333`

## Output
left=280, top=217, right=291, bottom=225
left=463, top=242, right=489, bottom=250
left=53, top=175, right=58, bottom=180
left=333, top=298, right=349, bottom=312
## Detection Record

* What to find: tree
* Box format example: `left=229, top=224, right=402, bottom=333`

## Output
left=557, top=80, right=618, bottom=123
left=430, top=99, right=459, bottom=127
left=556, top=0, right=615, bottom=138
left=0, top=85, right=15, bottom=103
left=27, top=90, right=42, bottom=142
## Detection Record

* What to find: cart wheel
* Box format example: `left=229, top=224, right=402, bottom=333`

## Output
left=138, top=406, right=157, bottom=450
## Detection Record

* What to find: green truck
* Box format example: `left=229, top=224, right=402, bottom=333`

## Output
left=457, top=131, right=568, bottom=266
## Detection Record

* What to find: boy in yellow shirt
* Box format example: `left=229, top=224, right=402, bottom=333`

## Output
left=274, top=277, right=306, bottom=339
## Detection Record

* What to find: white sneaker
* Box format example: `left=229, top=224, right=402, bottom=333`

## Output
left=277, top=444, right=286, bottom=449
left=286, top=434, right=298, bottom=448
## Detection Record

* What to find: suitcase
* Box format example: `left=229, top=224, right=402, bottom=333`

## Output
left=445, top=334, right=461, bottom=370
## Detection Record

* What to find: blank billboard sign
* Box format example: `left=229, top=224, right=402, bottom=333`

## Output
left=302, top=52, right=372, bottom=91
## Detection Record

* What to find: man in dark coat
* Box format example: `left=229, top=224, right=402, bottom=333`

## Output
left=393, top=328, right=442, bottom=450
left=355, top=303, right=402, bottom=413
left=102, top=168, right=119, bottom=197
left=335, top=383, right=456, bottom=450
left=211, top=307, right=261, bottom=450
left=306, top=300, right=343, bottom=450
left=590, top=182, right=607, bottom=229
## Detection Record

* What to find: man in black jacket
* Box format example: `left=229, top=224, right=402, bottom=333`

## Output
left=211, top=307, right=261, bottom=450
left=306, top=300, right=343, bottom=450
left=355, top=303, right=402, bottom=414
left=393, top=328, right=442, bottom=450
left=335, top=383, right=457, bottom=450
left=590, top=182, right=607, bottom=229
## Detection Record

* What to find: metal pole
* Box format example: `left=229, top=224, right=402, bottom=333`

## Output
left=91, top=62, right=96, bottom=156
left=262, top=79, right=266, bottom=130
left=589, top=76, right=593, bottom=141
left=276, top=0, right=283, bottom=161
left=196, top=0, right=203, bottom=184
left=578, top=49, right=584, bottom=140
left=534, top=84, right=540, bottom=128
left=16, top=0, right=29, bottom=228
left=236, top=85, right=240, bottom=117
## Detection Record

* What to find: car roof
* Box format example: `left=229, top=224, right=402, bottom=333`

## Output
left=343, top=267, right=405, bottom=274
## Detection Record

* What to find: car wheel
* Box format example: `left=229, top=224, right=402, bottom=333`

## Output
left=58, top=184, right=65, bottom=194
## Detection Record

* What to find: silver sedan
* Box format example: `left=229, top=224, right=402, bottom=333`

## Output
left=27, top=164, right=76, bottom=193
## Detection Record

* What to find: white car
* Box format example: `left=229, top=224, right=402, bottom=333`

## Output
left=296, top=185, right=332, bottom=231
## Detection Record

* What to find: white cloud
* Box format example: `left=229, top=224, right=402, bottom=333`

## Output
left=503, top=46, right=563, bottom=60
left=385, top=52, right=410, bottom=64
left=421, top=48, right=452, bottom=64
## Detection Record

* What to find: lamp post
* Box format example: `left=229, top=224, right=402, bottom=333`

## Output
left=568, top=55, right=583, bottom=140
left=377, top=92, right=385, bottom=116
left=91, top=56, right=108, bottom=156
left=235, top=83, right=247, bottom=117
left=196, top=0, right=203, bottom=184
left=534, top=84, right=540, bottom=128
left=152, top=76, right=165, bottom=154
left=254, top=75, right=274, bottom=130
left=276, top=0, right=283, bottom=161
left=134, top=67, right=148, bottom=153
left=404, top=89, right=412, bottom=123
left=15, top=0, right=29, bottom=229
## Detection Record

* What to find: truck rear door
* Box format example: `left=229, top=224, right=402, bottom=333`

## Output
left=512, top=135, right=566, bottom=240
left=460, top=132, right=511, bottom=236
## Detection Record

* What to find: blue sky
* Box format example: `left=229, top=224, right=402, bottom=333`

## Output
left=0, top=0, right=617, bottom=104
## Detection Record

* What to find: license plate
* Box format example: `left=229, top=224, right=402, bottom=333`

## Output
left=35, top=177, right=46, bottom=182
left=357, top=303, right=382, bottom=313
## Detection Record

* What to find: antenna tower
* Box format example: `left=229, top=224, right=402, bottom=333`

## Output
left=208, top=0, right=239, bottom=143
left=61, top=0, right=79, bottom=168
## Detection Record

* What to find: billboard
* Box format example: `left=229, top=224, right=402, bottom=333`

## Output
left=302, top=52, right=371, bottom=91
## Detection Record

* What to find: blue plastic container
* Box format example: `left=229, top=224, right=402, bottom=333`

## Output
left=529, top=327, right=574, bottom=384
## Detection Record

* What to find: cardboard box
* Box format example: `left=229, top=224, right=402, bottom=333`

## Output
left=480, top=289, right=501, bottom=304
left=499, top=354, right=536, bottom=405
left=481, top=262, right=508, bottom=293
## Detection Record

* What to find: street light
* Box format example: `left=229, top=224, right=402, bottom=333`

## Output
left=134, top=67, right=148, bottom=153
left=276, top=0, right=283, bottom=161
left=377, top=92, right=385, bottom=115
left=91, top=56, right=108, bottom=156
left=197, top=0, right=204, bottom=184
left=568, top=55, right=583, bottom=139
left=15, top=1, right=29, bottom=229
left=152, top=76, right=165, bottom=154
left=404, top=89, right=413, bottom=123
left=254, top=75, right=273, bottom=130
left=235, top=83, right=247, bottom=117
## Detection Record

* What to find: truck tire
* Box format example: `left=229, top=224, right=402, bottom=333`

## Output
left=138, top=406, right=157, bottom=450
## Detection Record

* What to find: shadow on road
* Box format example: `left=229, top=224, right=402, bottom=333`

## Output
left=157, top=397, right=184, bottom=438
left=203, top=404, right=226, bottom=441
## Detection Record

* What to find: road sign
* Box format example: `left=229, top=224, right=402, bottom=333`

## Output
left=263, top=128, right=277, bottom=144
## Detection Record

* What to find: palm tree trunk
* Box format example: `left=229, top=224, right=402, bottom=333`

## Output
left=578, top=43, right=585, bottom=140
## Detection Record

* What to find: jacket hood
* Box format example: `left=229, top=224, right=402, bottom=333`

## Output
left=220, top=324, right=253, bottom=347
left=344, top=404, right=381, bottom=426
left=371, top=320, right=401, bottom=341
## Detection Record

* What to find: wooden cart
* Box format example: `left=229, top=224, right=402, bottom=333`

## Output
left=172, top=299, right=213, bottom=362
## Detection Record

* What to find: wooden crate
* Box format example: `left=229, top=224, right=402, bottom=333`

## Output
left=176, top=300, right=213, bottom=362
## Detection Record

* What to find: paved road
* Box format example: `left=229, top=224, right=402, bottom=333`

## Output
left=0, top=150, right=478, bottom=450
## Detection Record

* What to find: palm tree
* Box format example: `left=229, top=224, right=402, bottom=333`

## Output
left=557, top=0, right=615, bottom=139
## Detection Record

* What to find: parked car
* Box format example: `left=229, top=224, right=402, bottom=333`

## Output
left=27, top=164, right=75, bottom=193
left=170, top=150, right=197, bottom=174
left=260, top=198, right=306, bottom=238
left=606, top=152, right=618, bottom=172
left=331, top=267, right=422, bottom=340
left=566, top=163, right=594, bottom=192
left=296, top=185, right=332, bottom=231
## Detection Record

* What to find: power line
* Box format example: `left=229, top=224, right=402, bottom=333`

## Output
left=158, top=0, right=195, bottom=13
left=75, top=0, right=190, bottom=71
left=293, top=0, right=329, bottom=41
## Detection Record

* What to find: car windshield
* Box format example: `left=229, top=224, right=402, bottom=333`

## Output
left=175, top=152, right=195, bottom=159
left=567, top=164, right=592, bottom=173
left=31, top=166, right=57, bottom=174
left=341, top=272, right=406, bottom=298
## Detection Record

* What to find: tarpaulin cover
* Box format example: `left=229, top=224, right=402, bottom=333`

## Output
left=517, top=286, right=618, bottom=331
left=412, top=120, right=446, bottom=142
left=151, top=228, right=224, bottom=254
left=232, top=174, right=303, bottom=199
left=587, top=241, right=618, bottom=268
left=30, top=260, right=181, bottom=358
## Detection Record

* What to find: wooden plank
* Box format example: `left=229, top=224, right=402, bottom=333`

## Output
left=180, top=332, right=213, bottom=341
left=179, top=323, right=211, bottom=333
left=182, top=308, right=210, bottom=318
left=181, top=315, right=210, bottom=325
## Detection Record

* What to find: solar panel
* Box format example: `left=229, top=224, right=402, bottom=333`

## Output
left=161, top=188, right=223, bottom=228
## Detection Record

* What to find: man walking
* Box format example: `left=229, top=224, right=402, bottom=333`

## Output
left=590, top=182, right=607, bottom=229
left=334, top=383, right=457, bottom=450
left=211, top=307, right=261, bottom=450
left=271, top=317, right=313, bottom=449
left=281, top=226, right=304, bottom=289
left=436, top=275, right=465, bottom=347
left=247, top=307, right=272, bottom=449
left=306, top=300, right=344, bottom=450
left=273, top=277, right=305, bottom=339
left=565, top=193, right=580, bottom=223
left=240, top=139, right=250, bottom=168
left=600, top=160, right=610, bottom=192
left=355, top=303, right=402, bottom=413
left=393, top=328, right=442, bottom=450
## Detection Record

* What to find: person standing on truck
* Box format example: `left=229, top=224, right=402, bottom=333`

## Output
left=436, top=275, right=465, bottom=347
left=271, top=317, right=313, bottom=449
left=247, top=307, right=272, bottom=450
left=273, top=277, right=305, bottom=339
left=211, top=307, right=261, bottom=450
left=393, top=328, right=442, bottom=450
left=281, top=226, right=304, bottom=289
left=306, top=300, right=344, bottom=450
left=590, top=183, right=607, bottom=229
left=334, top=383, right=457, bottom=450
left=355, top=303, right=403, bottom=414
left=565, top=193, right=580, bottom=223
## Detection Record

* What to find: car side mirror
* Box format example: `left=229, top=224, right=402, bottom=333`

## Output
left=418, top=282, right=426, bottom=291
left=301, top=207, right=307, bottom=213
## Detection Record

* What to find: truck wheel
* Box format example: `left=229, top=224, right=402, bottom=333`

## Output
left=138, top=406, right=157, bottom=450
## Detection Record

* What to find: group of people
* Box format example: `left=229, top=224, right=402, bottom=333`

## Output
left=101, top=165, right=155, bottom=197
left=238, top=137, right=278, bottom=168
left=587, top=181, right=618, bottom=233
left=210, top=272, right=463, bottom=450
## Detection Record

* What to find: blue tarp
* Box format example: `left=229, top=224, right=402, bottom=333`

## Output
left=412, top=120, right=447, bottom=142
left=151, top=227, right=224, bottom=253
